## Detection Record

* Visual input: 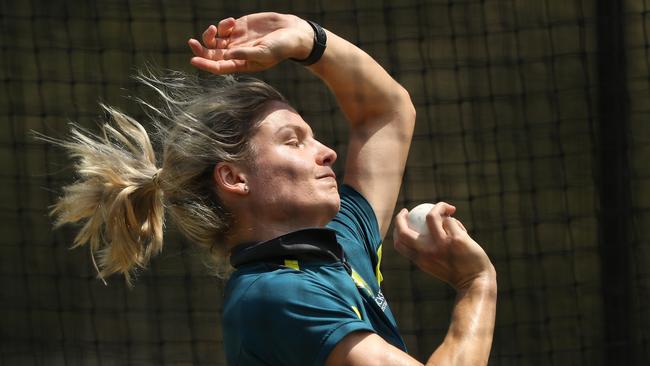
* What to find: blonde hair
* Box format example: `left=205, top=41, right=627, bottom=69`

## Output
left=45, top=70, right=286, bottom=284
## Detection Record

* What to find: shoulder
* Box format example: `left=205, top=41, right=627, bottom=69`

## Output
left=223, top=264, right=374, bottom=366
left=329, top=185, right=380, bottom=240
left=227, top=263, right=356, bottom=310
left=328, top=185, right=383, bottom=264
left=338, top=184, right=378, bottom=219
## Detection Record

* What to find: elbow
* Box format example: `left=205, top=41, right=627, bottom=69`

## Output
left=396, top=85, right=416, bottom=133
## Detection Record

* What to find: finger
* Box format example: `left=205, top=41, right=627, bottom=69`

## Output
left=454, top=218, right=467, bottom=232
left=442, top=216, right=467, bottom=237
left=188, top=39, right=206, bottom=57
left=188, top=39, right=229, bottom=61
left=213, top=18, right=236, bottom=48
left=393, top=208, right=420, bottom=243
left=190, top=57, right=248, bottom=74
left=217, top=17, right=236, bottom=38
left=436, top=202, right=456, bottom=217
left=202, top=25, right=218, bottom=48
left=393, top=209, right=420, bottom=260
left=425, top=202, right=456, bottom=241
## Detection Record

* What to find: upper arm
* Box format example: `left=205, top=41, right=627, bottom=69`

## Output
left=325, top=331, right=422, bottom=366
left=229, top=269, right=377, bottom=365
left=343, top=87, right=416, bottom=238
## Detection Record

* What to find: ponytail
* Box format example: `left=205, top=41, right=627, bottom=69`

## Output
left=44, top=69, right=287, bottom=284
left=48, top=105, right=163, bottom=285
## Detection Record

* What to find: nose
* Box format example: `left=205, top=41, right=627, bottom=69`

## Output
left=316, top=141, right=337, bottom=166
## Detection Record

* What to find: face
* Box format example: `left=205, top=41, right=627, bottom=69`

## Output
left=244, top=102, right=340, bottom=228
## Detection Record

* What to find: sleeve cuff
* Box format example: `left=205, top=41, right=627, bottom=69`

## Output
left=315, top=320, right=375, bottom=366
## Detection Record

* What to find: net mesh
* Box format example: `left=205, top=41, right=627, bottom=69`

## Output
left=1, top=0, right=648, bottom=364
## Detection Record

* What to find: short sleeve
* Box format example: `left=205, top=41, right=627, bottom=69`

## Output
left=235, top=267, right=374, bottom=366
left=327, top=184, right=382, bottom=255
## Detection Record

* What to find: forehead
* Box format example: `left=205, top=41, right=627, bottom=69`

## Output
left=255, top=101, right=312, bottom=135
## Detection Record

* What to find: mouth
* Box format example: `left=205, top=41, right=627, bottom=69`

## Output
left=317, top=171, right=337, bottom=180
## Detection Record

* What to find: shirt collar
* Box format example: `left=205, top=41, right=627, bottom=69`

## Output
left=229, top=228, right=345, bottom=268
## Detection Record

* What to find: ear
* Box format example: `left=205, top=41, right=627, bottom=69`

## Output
left=214, top=162, right=249, bottom=196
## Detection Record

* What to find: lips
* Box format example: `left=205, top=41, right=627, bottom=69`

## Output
left=317, top=171, right=336, bottom=180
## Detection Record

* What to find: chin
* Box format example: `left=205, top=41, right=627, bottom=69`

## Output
left=309, top=192, right=339, bottom=226
left=323, top=193, right=341, bottom=222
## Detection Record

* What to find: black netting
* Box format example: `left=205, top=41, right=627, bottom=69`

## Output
left=0, top=0, right=648, bottom=365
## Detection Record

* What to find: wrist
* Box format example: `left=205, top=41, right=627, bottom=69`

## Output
left=290, top=19, right=327, bottom=65
left=455, top=266, right=497, bottom=293
left=287, top=17, right=311, bottom=60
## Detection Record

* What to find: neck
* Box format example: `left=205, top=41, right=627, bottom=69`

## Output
left=225, top=214, right=326, bottom=250
left=222, top=195, right=334, bottom=250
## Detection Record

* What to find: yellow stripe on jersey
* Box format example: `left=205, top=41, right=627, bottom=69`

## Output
left=375, top=244, right=384, bottom=285
left=284, top=259, right=300, bottom=270
left=350, top=268, right=373, bottom=297
left=351, top=305, right=362, bottom=320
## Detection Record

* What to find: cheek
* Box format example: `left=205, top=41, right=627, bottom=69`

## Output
left=275, top=161, right=303, bottom=181
left=262, top=151, right=312, bottom=180
left=247, top=127, right=316, bottom=205
left=249, top=154, right=311, bottom=195
left=256, top=165, right=296, bottom=187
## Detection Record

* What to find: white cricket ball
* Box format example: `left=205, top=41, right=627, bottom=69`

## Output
left=407, top=203, right=435, bottom=235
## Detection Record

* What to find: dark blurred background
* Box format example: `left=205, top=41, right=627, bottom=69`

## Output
left=1, top=0, right=648, bottom=365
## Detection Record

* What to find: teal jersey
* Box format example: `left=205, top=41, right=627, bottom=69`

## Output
left=223, top=185, right=405, bottom=365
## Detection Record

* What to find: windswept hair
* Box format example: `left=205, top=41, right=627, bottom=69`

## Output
left=43, top=70, right=286, bottom=284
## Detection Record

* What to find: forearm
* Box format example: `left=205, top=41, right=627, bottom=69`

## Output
left=299, top=22, right=414, bottom=235
left=307, top=29, right=413, bottom=126
left=426, top=270, right=497, bottom=366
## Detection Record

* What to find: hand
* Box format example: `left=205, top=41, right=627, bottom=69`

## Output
left=392, top=203, right=494, bottom=290
left=188, top=12, right=313, bottom=74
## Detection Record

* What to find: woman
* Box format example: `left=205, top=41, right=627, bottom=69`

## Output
left=52, top=12, right=496, bottom=366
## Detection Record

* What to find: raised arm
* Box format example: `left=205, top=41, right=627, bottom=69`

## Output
left=305, top=26, right=415, bottom=239
left=187, top=12, right=415, bottom=238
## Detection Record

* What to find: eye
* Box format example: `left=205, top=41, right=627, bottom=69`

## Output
left=287, top=139, right=304, bottom=148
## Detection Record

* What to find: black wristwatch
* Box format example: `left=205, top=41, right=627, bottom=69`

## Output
left=291, top=20, right=327, bottom=66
